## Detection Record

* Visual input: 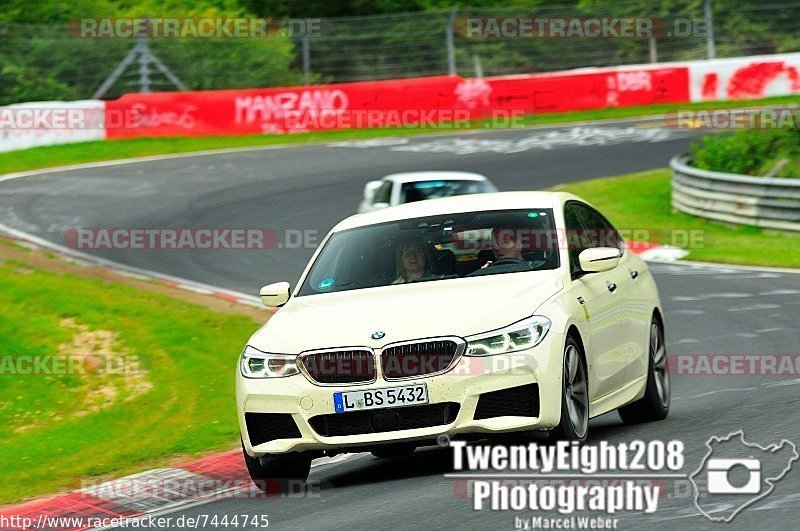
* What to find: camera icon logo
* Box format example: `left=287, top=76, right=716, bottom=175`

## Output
left=706, top=458, right=761, bottom=494
left=690, top=431, right=798, bottom=522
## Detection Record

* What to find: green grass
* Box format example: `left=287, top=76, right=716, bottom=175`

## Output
left=555, top=169, right=800, bottom=269
left=2, top=95, right=800, bottom=176
left=0, top=258, right=260, bottom=503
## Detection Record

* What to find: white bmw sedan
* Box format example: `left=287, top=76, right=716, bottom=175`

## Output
left=237, top=192, right=669, bottom=488
left=357, top=171, right=497, bottom=213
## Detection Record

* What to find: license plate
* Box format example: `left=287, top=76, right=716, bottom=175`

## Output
left=333, top=384, right=428, bottom=413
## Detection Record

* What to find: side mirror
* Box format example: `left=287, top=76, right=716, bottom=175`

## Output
left=578, top=247, right=621, bottom=273
left=363, top=180, right=383, bottom=202
left=260, top=282, right=291, bottom=307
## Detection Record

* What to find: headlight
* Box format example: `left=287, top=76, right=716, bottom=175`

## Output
left=465, top=316, right=551, bottom=356
left=240, top=345, right=300, bottom=378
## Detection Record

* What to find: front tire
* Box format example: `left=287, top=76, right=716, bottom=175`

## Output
left=242, top=440, right=311, bottom=493
left=551, top=336, right=589, bottom=442
left=618, top=317, right=670, bottom=424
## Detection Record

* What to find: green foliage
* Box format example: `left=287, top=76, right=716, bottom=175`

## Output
left=0, top=61, right=76, bottom=103
left=691, top=129, right=800, bottom=177
left=0, top=0, right=116, bottom=23
left=242, top=0, right=424, bottom=17
left=0, top=0, right=303, bottom=104
left=1, top=1, right=800, bottom=102
left=0, top=0, right=249, bottom=22
left=240, top=0, right=576, bottom=18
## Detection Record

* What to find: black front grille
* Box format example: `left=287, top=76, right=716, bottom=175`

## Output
left=474, top=384, right=540, bottom=420
left=300, top=350, right=375, bottom=384
left=245, top=413, right=302, bottom=446
left=381, top=340, right=460, bottom=379
left=309, top=402, right=460, bottom=437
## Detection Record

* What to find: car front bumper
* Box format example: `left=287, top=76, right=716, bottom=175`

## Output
left=237, top=332, right=564, bottom=456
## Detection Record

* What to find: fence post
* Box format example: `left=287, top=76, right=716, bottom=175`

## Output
left=704, top=0, right=715, bottom=59
left=92, top=17, right=185, bottom=98
left=446, top=8, right=458, bottom=76
left=473, top=54, right=484, bottom=78
left=137, top=30, right=151, bottom=93
left=302, top=32, right=311, bottom=86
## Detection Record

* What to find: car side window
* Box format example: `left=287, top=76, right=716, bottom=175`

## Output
left=573, top=204, right=625, bottom=253
left=373, top=181, right=392, bottom=205
left=563, top=203, right=585, bottom=275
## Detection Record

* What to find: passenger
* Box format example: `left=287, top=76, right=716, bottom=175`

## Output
left=392, top=241, right=433, bottom=284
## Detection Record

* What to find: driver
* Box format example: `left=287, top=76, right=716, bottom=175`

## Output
left=482, top=227, right=526, bottom=268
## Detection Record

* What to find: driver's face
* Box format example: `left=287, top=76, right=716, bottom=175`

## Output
left=492, top=229, right=523, bottom=260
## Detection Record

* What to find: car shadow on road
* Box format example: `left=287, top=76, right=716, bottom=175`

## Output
left=315, top=426, right=617, bottom=490
left=312, top=417, right=635, bottom=491
left=315, top=446, right=455, bottom=490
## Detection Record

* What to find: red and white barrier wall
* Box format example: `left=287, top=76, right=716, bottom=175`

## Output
left=2, top=53, right=800, bottom=152
left=101, top=65, right=691, bottom=137
left=0, top=100, right=105, bottom=153
left=690, top=53, right=800, bottom=102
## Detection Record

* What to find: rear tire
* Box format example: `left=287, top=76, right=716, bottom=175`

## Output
left=371, top=444, right=416, bottom=458
left=551, top=335, right=589, bottom=443
left=618, top=317, right=670, bottom=424
left=242, top=440, right=311, bottom=493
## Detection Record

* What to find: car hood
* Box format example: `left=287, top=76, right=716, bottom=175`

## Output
left=247, top=270, right=563, bottom=353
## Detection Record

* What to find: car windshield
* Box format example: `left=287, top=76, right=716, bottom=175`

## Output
left=298, top=209, right=559, bottom=296
left=400, top=180, right=496, bottom=203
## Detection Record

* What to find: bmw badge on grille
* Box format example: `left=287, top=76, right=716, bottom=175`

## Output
left=371, top=330, right=386, bottom=340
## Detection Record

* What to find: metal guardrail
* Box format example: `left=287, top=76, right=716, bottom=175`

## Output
left=670, top=155, right=800, bottom=232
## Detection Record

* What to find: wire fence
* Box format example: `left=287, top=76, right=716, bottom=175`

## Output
left=1, top=1, right=800, bottom=104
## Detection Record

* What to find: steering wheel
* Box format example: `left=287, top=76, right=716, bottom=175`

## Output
left=488, top=257, right=529, bottom=267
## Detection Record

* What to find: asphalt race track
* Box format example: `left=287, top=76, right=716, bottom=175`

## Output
left=0, top=122, right=692, bottom=292
left=1, top=122, right=799, bottom=529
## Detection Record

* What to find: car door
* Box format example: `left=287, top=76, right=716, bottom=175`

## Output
left=618, top=251, right=651, bottom=383
left=565, top=202, right=629, bottom=399
left=576, top=204, right=648, bottom=386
